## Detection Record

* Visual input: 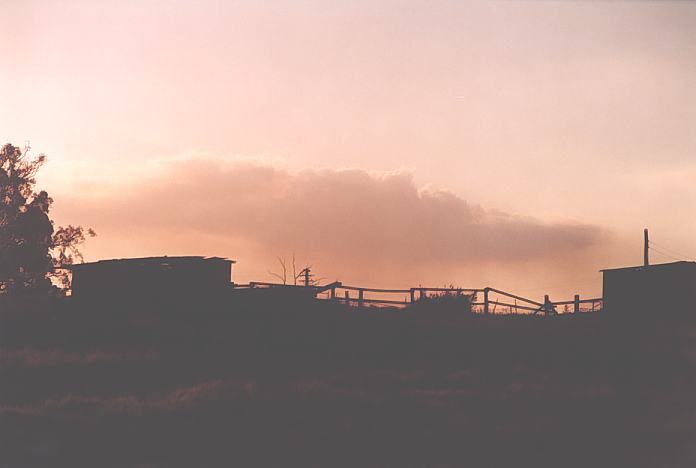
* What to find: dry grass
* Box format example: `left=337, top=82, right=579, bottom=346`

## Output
left=1, top=299, right=695, bottom=467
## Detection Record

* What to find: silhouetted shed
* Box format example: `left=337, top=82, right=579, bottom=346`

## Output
left=69, top=256, right=235, bottom=300
left=601, top=261, right=696, bottom=316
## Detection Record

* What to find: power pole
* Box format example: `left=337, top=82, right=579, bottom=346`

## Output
left=302, top=267, right=310, bottom=287
left=644, top=228, right=649, bottom=267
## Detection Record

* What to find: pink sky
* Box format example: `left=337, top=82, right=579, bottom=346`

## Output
left=2, top=0, right=695, bottom=300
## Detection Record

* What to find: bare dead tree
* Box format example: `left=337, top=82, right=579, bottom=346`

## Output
left=269, top=254, right=325, bottom=287
left=268, top=256, right=288, bottom=284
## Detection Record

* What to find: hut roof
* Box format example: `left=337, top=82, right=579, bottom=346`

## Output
left=68, top=256, right=235, bottom=270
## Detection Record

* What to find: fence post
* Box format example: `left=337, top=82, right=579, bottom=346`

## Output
left=574, top=294, right=580, bottom=314
left=358, top=289, right=364, bottom=307
left=484, top=287, right=490, bottom=315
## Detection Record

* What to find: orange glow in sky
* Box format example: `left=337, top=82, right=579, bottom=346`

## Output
left=2, top=0, right=695, bottom=300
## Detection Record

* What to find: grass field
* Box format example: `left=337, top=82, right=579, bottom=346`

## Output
left=1, top=297, right=695, bottom=467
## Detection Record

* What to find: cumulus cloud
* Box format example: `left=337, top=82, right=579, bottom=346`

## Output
left=55, top=156, right=609, bottom=288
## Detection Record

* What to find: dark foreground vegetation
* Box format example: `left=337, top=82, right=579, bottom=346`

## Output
left=1, top=295, right=695, bottom=467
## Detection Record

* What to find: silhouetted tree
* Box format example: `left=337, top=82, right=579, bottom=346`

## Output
left=51, top=225, right=96, bottom=289
left=0, top=143, right=95, bottom=294
left=268, top=256, right=289, bottom=284
left=269, top=253, right=323, bottom=286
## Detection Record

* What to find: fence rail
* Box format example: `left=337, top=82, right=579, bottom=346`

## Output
left=237, top=280, right=602, bottom=315
left=333, top=297, right=410, bottom=306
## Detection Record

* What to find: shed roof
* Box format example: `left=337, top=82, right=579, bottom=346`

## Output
left=68, top=256, right=235, bottom=270
left=600, top=261, right=696, bottom=274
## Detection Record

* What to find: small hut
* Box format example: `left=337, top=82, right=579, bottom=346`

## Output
left=601, top=261, right=696, bottom=317
left=69, top=256, right=235, bottom=302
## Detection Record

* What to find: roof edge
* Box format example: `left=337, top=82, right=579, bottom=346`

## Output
left=66, top=256, right=236, bottom=269
left=600, top=260, right=696, bottom=273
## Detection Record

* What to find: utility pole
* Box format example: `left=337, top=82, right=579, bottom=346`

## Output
left=644, top=228, right=649, bottom=267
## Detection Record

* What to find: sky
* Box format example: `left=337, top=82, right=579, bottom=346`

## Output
left=2, top=0, right=695, bottom=300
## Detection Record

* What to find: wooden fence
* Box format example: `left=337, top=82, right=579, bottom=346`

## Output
left=239, top=281, right=602, bottom=315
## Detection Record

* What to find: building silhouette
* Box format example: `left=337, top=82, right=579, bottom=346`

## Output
left=69, top=256, right=235, bottom=302
left=602, top=261, right=696, bottom=317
